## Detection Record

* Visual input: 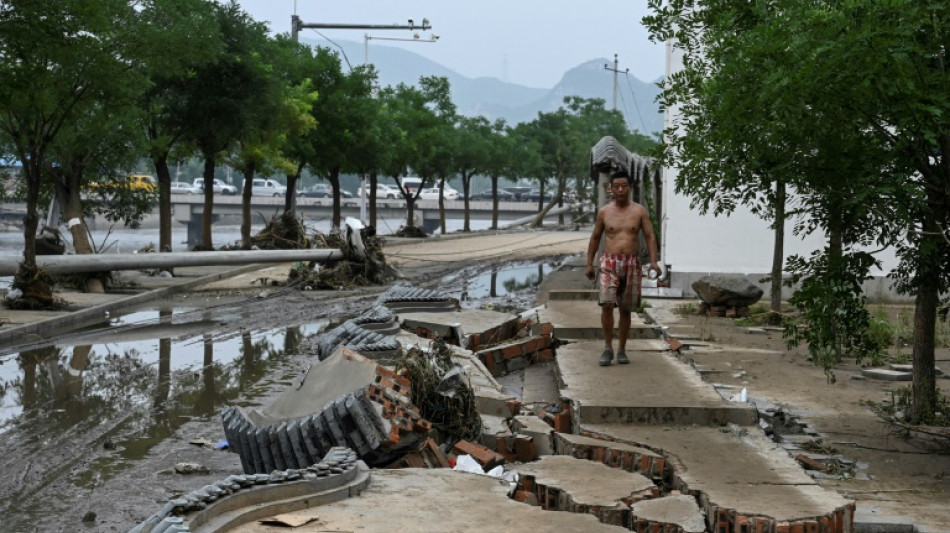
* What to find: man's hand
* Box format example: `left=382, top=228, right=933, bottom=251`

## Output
left=586, top=264, right=595, bottom=281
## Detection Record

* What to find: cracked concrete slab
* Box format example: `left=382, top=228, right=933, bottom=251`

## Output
left=585, top=423, right=852, bottom=522
left=633, top=494, right=706, bottom=533
left=229, top=469, right=628, bottom=533
left=557, top=340, right=757, bottom=426
left=513, top=455, right=655, bottom=506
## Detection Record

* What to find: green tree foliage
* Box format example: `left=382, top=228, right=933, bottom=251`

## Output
left=646, top=0, right=950, bottom=422
left=178, top=0, right=272, bottom=250
left=0, top=0, right=148, bottom=301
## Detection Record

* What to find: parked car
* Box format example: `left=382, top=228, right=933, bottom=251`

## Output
left=251, top=178, right=287, bottom=197
left=339, top=188, right=354, bottom=198
left=524, top=189, right=553, bottom=203
left=170, top=181, right=201, bottom=194
left=194, top=178, right=237, bottom=195
left=502, top=186, right=533, bottom=201
left=401, top=176, right=423, bottom=195
left=299, top=183, right=334, bottom=198
left=470, top=189, right=516, bottom=201
left=419, top=187, right=459, bottom=200
left=359, top=184, right=400, bottom=199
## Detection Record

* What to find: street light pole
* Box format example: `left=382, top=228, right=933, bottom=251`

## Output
left=364, top=33, right=439, bottom=64
left=292, top=15, right=430, bottom=44
left=604, top=54, right=629, bottom=111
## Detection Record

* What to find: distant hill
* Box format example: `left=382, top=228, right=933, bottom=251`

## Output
left=303, top=38, right=663, bottom=137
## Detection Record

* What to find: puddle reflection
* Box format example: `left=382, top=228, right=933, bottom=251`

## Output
left=0, top=308, right=328, bottom=464
left=452, top=261, right=556, bottom=300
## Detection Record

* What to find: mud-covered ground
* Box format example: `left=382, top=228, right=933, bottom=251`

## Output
left=0, top=244, right=568, bottom=533
left=3, top=230, right=949, bottom=532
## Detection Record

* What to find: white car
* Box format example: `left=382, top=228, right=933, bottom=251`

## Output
left=170, top=181, right=201, bottom=194
left=251, top=178, right=287, bottom=197
left=419, top=187, right=459, bottom=201
left=359, top=184, right=401, bottom=199
left=193, top=178, right=238, bottom=195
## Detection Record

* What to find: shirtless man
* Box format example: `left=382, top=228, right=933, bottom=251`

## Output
left=585, top=170, right=659, bottom=366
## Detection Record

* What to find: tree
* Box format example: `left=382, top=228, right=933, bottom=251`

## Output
left=645, top=0, right=947, bottom=421
left=454, top=116, right=494, bottom=232
left=138, top=0, right=222, bottom=254
left=179, top=0, right=271, bottom=250
left=0, top=0, right=145, bottom=305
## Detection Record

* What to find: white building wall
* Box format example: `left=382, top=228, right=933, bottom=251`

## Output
left=661, top=41, right=904, bottom=300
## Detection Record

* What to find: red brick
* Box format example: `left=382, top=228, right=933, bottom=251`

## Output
left=534, top=348, right=555, bottom=362
left=790, top=522, right=805, bottom=533
left=725, top=307, right=737, bottom=318
left=513, top=490, right=530, bottom=502
left=803, top=520, right=819, bottom=533
left=667, top=337, right=684, bottom=352
left=521, top=337, right=542, bottom=354
left=537, top=322, right=554, bottom=336
left=513, top=435, right=536, bottom=462
left=506, top=399, right=522, bottom=417
left=715, top=507, right=731, bottom=533
left=452, top=439, right=506, bottom=470
left=775, top=522, right=790, bottom=533
left=502, top=343, right=524, bottom=360
left=554, top=410, right=572, bottom=433
left=736, top=516, right=750, bottom=533
left=753, top=517, right=771, bottom=533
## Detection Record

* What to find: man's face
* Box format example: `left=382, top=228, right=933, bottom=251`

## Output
left=609, top=179, right=630, bottom=200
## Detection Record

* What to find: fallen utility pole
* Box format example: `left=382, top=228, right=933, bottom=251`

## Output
left=0, top=249, right=343, bottom=276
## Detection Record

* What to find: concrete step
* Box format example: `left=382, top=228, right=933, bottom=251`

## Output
left=556, top=340, right=757, bottom=426
left=538, top=299, right=661, bottom=340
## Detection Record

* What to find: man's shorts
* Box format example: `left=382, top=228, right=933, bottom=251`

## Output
left=598, top=252, right=642, bottom=313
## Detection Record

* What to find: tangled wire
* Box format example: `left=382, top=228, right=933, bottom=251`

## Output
left=395, top=338, right=482, bottom=449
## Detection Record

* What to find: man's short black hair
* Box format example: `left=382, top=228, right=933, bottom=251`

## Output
left=610, top=170, right=632, bottom=184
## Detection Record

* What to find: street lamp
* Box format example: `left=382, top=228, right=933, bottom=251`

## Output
left=364, top=32, right=439, bottom=64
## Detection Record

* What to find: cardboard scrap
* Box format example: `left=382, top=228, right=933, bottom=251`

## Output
left=259, top=512, right=319, bottom=528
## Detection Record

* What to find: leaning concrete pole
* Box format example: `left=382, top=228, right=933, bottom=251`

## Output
left=0, top=249, right=343, bottom=276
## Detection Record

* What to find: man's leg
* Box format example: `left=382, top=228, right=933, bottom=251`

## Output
left=616, top=310, right=631, bottom=364
left=600, top=303, right=615, bottom=366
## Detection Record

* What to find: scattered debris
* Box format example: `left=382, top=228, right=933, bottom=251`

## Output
left=396, top=339, right=483, bottom=449
left=394, top=224, right=427, bottom=238
left=175, top=462, right=210, bottom=475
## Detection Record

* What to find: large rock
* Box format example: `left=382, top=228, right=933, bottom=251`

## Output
left=691, top=275, right=763, bottom=307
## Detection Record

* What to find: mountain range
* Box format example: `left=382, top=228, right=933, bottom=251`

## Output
left=303, top=38, right=664, bottom=137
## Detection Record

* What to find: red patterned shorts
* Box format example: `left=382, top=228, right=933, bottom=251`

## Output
left=598, top=252, right=641, bottom=313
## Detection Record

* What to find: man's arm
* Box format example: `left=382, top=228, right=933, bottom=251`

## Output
left=641, top=208, right=659, bottom=273
left=586, top=210, right=605, bottom=280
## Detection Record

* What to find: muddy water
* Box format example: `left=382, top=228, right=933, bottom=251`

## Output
left=0, top=258, right=559, bottom=531
left=0, top=304, right=328, bottom=530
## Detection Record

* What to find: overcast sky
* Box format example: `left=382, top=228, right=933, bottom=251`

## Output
left=236, top=1, right=666, bottom=89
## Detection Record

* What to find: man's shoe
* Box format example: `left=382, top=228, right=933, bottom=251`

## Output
left=616, top=351, right=630, bottom=364
left=599, top=349, right=613, bottom=366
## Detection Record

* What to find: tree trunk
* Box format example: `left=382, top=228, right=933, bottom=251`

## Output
left=240, top=161, right=257, bottom=248
left=56, top=172, right=104, bottom=293
left=770, top=180, right=786, bottom=314
left=200, top=155, right=216, bottom=250
left=369, top=172, right=378, bottom=227
left=329, top=165, right=342, bottom=229
left=241, top=168, right=253, bottom=249
left=462, top=172, right=472, bottom=232
left=910, top=209, right=940, bottom=423
left=284, top=161, right=304, bottom=214
left=153, top=153, right=173, bottom=253
left=438, top=175, right=446, bottom=235
left=490, top=176, right=499, bottom=230
left=21, top=159, right=42, bottom=269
